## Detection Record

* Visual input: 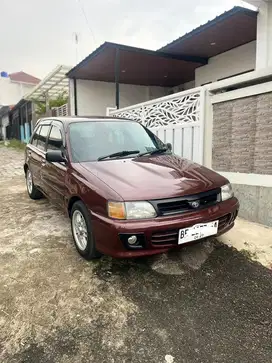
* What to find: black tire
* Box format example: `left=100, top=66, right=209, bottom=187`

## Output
left=70, top=201, right=102, bottom=260
left=26, top=168, right=43, bottom=200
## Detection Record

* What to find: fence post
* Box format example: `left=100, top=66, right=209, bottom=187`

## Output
left=198, top=88, right=206, bottom=165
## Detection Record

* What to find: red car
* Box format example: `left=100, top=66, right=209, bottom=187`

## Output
left=24, top=117, right=239, bottom=259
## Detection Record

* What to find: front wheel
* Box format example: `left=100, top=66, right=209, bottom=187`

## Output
left=71, top=201, right=102, bottom=260
left=26, top=168, right=43, bottom=200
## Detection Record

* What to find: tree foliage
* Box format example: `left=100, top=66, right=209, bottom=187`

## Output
left=32, top=92, right=68, bottom=116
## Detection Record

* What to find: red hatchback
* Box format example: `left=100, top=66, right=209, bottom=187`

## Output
left=24, top=117, right=239, bottom=259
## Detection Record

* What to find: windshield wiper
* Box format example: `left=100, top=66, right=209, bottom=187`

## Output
left=97, top=150, right=140, bottom=161
left=138, top=147, right=168, bottom=157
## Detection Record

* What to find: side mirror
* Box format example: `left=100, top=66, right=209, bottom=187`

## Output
left=166, top=142, right=172, bottom=151
left=46, top=150, right=67, bottom=163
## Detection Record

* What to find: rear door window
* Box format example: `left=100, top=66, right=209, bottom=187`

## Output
left=47, top=125, right=63, bottom=151
left=37, top=125, right=50, bottom=151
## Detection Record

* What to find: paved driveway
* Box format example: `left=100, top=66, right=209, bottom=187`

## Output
left=0, top=147, right=271, bottom=363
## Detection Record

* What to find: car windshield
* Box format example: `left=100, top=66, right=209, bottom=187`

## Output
left=69, top=120, right=165, bottom=162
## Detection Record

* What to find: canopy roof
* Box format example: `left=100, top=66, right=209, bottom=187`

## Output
left=25, top=65, right=71, bottom=101
left=66, top=6, right=257, bottom=88
left=67, top=42, right=207, bottom=87
left=160, top=6, right=257, bottom=57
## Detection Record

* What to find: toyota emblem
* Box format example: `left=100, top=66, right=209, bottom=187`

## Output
left=190, top=200, right=200, bottom=209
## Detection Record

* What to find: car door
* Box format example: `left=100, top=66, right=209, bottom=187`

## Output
left=41, top=122, right=68, bottom=208
left=27, top=123, right=51, bottom=190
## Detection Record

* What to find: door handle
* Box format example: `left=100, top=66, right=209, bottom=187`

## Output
left=28, top=150, right=32, bottom=156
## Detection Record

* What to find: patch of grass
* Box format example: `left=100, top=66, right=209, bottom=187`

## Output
left=6, top=139, right=26, bottom=151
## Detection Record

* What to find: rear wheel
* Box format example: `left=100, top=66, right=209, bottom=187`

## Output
left=71, top=201, right=102, bottom=260
left=26, top=168, right=43, bottom=200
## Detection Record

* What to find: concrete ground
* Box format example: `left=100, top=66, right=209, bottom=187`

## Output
left=0, top=147, right=271, bottom=363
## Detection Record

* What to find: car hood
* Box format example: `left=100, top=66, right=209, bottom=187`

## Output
left=80, top=154, right=228, bottom=201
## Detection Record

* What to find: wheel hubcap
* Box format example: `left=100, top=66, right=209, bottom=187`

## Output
left=26, top=170, right=33, bottom=194
left=72, top=210, right=88, bottom=251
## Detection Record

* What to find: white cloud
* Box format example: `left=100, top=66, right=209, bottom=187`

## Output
left=0, top=0, right=248, bottom=78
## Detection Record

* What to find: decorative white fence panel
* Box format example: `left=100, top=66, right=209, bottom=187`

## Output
left=109, top=87, right=205, bottom=164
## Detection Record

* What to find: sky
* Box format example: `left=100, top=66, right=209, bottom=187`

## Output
left=0, top=0, right=255, bottom=79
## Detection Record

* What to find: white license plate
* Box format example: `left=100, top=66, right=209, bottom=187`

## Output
left=178, top=220, right=219, bottom=245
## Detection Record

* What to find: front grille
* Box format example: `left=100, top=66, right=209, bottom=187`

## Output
left=151, top=189, right=221, bottom=216
left=151, top=213, right=236, bottom=247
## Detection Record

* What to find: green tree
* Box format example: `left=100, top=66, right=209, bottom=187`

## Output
left=32, top=92, right=68, bottom=116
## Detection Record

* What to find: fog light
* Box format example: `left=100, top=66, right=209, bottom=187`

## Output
left=128, top=235, right=138, bottom=245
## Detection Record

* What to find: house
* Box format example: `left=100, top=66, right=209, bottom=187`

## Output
left=0, top=71, right=40, bottom=107
left=1, top=65, right=71, bottom=141
left=67, top=5, right=259, bottom=116
left=0, top=71, right=40, bottom=140
left=66, top=1, right=272, bottom=227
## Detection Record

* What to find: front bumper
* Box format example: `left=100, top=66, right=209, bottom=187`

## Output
left=91, top=197, right=239, bottom=258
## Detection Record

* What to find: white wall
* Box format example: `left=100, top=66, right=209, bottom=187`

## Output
left=1, top=114, right=9, bottom=139
left=171, top=80, right=196, bottom=94
left=71, top=79, right=169, bottom=116
left=0, top=78, right=35, bottom=105
left=255, top=1, right=272, bottom=69
left=195, top=41, right=256, bottom=86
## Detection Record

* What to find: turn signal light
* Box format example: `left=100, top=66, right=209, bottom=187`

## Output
left=108, top=202, right=126, bottom=220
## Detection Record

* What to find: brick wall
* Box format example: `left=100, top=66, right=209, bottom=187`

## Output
left=213, top=92, right=272, bottom=175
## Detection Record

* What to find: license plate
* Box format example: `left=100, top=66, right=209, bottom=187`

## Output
left=178, top=220, right=219, bottom=245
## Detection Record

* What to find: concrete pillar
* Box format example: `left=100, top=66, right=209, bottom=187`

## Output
left=251, top=0, right=272, bottom=69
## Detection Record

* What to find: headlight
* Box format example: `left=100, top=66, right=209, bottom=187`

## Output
left=221, top=183, right=234, bottom=201
left=108, top=201, right=157, bottom=220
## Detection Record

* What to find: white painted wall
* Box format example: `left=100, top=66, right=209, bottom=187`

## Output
left=255, top=1, right=272, bottom=69
left=1, top=114, right=9, bottom=139
left=195, top=41, right=256, bottom=86
left=171, top=80, right=196, bottom=94
left=71, top=79, right=169, bottom=116
left=0, top=78, right=35, bottom=106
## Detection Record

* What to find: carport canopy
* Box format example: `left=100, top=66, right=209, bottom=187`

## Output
left=66, top=42, right=207, bottom=88
left=66, top=42, right=207, bottom=110
left=25, top=65, right=71, bottom=102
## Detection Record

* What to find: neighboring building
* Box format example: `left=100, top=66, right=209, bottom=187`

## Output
left=0, top=71, right=40, bottom=107
left=8, top=99, right=34, bottom=142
